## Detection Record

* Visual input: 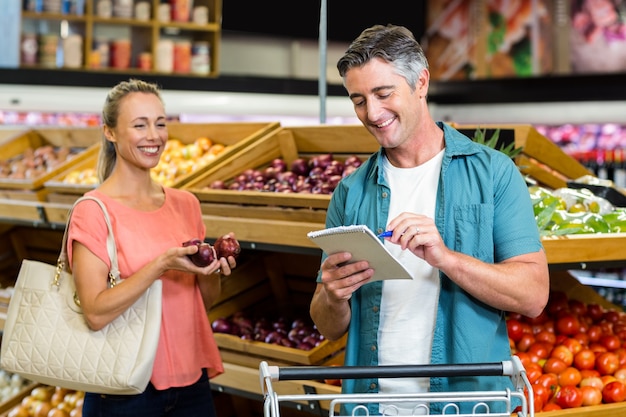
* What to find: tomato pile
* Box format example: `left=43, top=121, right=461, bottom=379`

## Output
left=508, top=291, right=626, bottom=412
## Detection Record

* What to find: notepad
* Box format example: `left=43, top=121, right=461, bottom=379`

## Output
left=307, top=225, right=413, bottom=281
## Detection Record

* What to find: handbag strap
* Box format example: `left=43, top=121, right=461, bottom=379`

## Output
left=60, top=195, right=120, bottom=285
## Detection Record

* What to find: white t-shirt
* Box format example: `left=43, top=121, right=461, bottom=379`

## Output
left=377, top=150, right=444, bottom=415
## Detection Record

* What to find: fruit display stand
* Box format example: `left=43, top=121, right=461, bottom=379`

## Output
left=453, top=123, right=594, bottom=190
left=0, top=381, right=40, bottom=417
left=0, top=127, right=101, bottom=224
left=184, top=124, right=378, bottom=247
left=208, top=249, right=345, bottom=368
left=207, top=248, right=345, bottom=415
left=40, top=121, right=279, bottom=224
left=0, top=123, right=626, bottom=416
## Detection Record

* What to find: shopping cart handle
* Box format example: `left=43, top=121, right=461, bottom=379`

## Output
left=265, top=361, right=517, bottom=381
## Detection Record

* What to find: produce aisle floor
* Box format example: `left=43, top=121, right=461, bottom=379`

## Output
left=214, top=391, right=318, bottom=417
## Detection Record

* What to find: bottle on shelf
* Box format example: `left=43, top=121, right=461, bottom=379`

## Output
left=614, top=149, right=626, bottom=190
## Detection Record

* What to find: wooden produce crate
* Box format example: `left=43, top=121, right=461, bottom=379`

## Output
left=186, top=124, right=377, bottom=209
left=186, top=125, right=378, bottom=246
left=208, top=249, right=345, bottom=367
left=43, top=121, right=280, bottom=203
left=0, top=128, right=101, bottom=197
left=0, top=381, right=40, bottom=417
left=453, top=124, right=593, bottom=190
left=541, top=270, right=626, bottom=417
left=212, top=362, right=341, bottom=414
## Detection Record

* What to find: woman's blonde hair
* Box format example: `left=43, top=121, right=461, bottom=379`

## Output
left=96, top=79, right=164, bottom=182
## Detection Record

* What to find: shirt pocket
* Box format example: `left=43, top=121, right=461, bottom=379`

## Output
left=453, top=203, right=494, bottom=262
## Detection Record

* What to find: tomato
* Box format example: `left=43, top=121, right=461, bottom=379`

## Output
left=573, top=332, right=589, bottom=346
left=543, top=357, right=568, bottom=375
left=536, top=330, right=557, bottom=345
left=601, top=375, right=618, bottom=386
left=525, top=362, right=544, bottom=384
left=590, top=342, right=608, bottom=354
left=528, top=342, right=552, bottom=360
left=568, top=299, right=587, bottom=316
left=614, top=367, right=626, bottom=384
left=533, top=394, right=544, bottom=413
left=600, top=334, right=622, bottom=351
left=586, top=325, right=603, bottom=343
left=602, top=380, right=626, bottom=403
left=596, top=351, right=620, bottom=376
left=580, top=385, right=603, bottom=406
left=542, top=403, right=562, bottom=411
left=507, top=318, right=525, bottom=342
left=543, top=320, right=555, bottom=334
left=514, top=352, right=534, bottom=368
left=599, top=321, right=614, bottom=336
left=558, top=367, right=582, bottom=387
left=587, top=304, right=605, bottom=322
left=561, top=338, right=583, bottom=355
left=555, top=385, right=583, bottom=409
left=580, top=369, right=601, bottom=379
left=615, top=348, right=626, bottom=367
left=535, top=373, right=559, bottom=396
left=531, top=324, right=546, bottom=335
left=556, top=314, right=581, bottom=336
left=551, top=345, right=574, bottom=366
left=532, top=383, right=551, bottom=405
left=517, top=334, right=536, bottom=353
left=580, top=376, right=604, bottom=390
left=603, top=310, right=621, bottom=324
left=573, top=348, right=596, bottom=371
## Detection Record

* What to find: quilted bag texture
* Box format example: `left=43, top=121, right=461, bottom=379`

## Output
left=0, top=196, right=162, bottom=395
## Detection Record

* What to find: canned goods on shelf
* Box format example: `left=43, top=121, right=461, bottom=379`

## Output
left=138, top=52, right=152, bottom=70
left=92, top=39, right=110, bottom=68
left=173, top=41, right=191, bottom=73
left=156, top=39, right=174, bottom=73
left=96, top=0, right=112, bottom=17
left=170, top=0, right=191, bottom=22
left=110, top=39, right=131, bottom=69
left=191, top=41, right=210, bottom=75
left=39, top=34, right=59, bottom=68
left=63, top=34, right=83, bottom=68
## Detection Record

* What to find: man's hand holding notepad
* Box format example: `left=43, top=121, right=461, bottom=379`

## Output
left=307, top=225, right=413, bottom=281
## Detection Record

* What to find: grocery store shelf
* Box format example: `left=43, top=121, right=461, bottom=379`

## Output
left=3, top=69, right=626, bottom=104
left=0, top=68, right=347, bottom=98
left=573, top=276, right=626, bottom=290
left=541, top=233, right=626, bottom=265
left=211, top=362, right=339, bottom=415
left=429, top=73, right=626, bottom=104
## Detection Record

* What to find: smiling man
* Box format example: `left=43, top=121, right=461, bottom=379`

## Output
left=309, top=24, right=549, bottom=416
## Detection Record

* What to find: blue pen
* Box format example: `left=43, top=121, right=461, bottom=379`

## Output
left=377, top=230, right=393, bottom=238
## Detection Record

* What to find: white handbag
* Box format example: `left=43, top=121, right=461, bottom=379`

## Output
left=0, top=196, right=162, bottom=395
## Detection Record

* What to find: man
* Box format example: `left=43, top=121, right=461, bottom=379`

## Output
left=309, top=24, right=549, bottom=415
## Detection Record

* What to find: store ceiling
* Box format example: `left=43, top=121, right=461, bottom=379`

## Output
left=222, top=1, right=426, bottom=42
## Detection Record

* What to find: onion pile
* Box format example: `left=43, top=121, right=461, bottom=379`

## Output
left=207, top=154, right=363, bottom=195
left=211, top=311, right=325, bottom=350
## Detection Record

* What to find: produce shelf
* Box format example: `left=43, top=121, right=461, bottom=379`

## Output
left=542, top=233, right=626, bottom=265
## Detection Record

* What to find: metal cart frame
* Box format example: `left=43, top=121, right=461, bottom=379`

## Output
left=259, top=356, right=533, bottom=417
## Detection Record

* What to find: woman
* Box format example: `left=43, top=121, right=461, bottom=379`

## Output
left=67, top=78, right=237, bottom=417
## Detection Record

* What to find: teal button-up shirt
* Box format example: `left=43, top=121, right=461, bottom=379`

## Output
left=321, top=122, right=542, bottom=414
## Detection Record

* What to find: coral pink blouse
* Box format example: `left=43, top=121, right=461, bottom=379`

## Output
left=67, top=188, right=224, bottom=390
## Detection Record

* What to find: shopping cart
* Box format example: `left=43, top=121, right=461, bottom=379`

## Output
left=259, top=356, right=533, bottom=417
